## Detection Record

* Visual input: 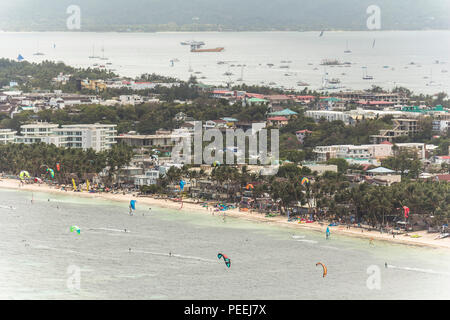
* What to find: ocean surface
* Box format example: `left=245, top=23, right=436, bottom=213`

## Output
left=0, top=188, right=449, bottom=299
left=0, top=31, right=449, bottom=95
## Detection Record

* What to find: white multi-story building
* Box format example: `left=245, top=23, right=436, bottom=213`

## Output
left=432, top=119, right=449, bottom=133
left=54, top=124, right=117, bottom=151
left=0, top=129, right=16, bottom=144
left=15, top=122, right=117, bottom=151
left=134, top=170, right=160, bottom=187
left=15, top=122, right=59, bottom=144
left=19, top=122, right=58, bottom=137
left=313, top=144, right=393, bottom=162
left=305, top=110, right=354, bottom=125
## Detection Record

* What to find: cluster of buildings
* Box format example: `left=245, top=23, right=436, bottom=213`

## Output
left=313, top=141, right=430, bottom=165
left=0, top=91, right=100, bottom=117
left=0, top=122, right=117, bottom=152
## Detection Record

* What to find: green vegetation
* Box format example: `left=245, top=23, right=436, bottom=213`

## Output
left=0, top=143, right=134, bottom=186
left=0, top=59, right=116, bottom=90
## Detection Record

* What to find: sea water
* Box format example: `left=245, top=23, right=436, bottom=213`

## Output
left=0, top=188, right=449, bottom=299
left=1, top=31, right=449, bottom=94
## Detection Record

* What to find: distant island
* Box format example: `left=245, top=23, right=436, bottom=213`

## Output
left=0, top=0, right=449, bottom=32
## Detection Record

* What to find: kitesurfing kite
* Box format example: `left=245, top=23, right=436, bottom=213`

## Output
left=179, top=180, right=186, bottom=191
left=178, top=180, right=186, bottom=209
left=245, top=183, right=254, bottom=190
left=129, top=200, right=137, bottom=215
left=403, top=206, right=410, bottom=218
left=17, top=54, right=24, bottom=61
left=19, top=171, right=30, bottom=180
left=316, top=262, right=327, bottom=277
left=46, top=168, right=55, bottom=179
left=70, top=226, right=81, bottom=234
left=218, top=253, right=231, bottom=268
left=301, top=177, right=309, bottom=185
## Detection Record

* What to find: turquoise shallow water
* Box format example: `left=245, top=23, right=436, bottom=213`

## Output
left=0, top=188, right=449, bottom=299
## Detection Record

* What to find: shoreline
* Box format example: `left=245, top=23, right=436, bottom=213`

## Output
left=1, top=178, right=449, bottom=250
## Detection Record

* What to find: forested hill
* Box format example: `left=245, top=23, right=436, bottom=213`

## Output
left=0, top=0, right=449, bottom=32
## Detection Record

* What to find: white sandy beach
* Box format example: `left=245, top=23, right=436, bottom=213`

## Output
left=1, top=178, right=449, bottom=250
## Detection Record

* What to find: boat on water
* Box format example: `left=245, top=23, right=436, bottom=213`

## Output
left=181, top=40, right=205, bottom=46
left=89, top=45, right=100, bottom=59
left=297, top=81, right=309, bottom=86
left=190, top=43, right=224, bottom=52
left=191, top=47, right=224, bottom=52
left=33, top=42, right=45, bottom=56
left=362, top=67, right=373, bottom=80
left=320, top=70, right=343, bottom=90
left=320, top=59, right=341, bottom=66
left=344, top=41, right=351, bottom=54
left=328, top=78, right=341, bottom=84
left=236, top=65, right=244, bottom=82
left=279, top=65, right=290, bottom=69
left=99, top=46, right=108, bottom=60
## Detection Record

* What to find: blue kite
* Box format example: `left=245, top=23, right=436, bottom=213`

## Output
left=130, top=200, right=137, bottom=210
left=179, top=180, right=186, bottom=191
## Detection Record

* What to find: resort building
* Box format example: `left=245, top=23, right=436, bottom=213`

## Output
left=305, top=110, right=353, bottom=125
left=134, top=170, right=160, bottom=187
left=313, top=143, right=393, bottom=162
left=53, top=124, right=117, bottom=151
left=295, top=130, right=312, bottom=144
left=267, top=116, right=289, bottom=127
left=0, top=129, right=16, bottom=144
left=369, top=119, right=419, bottom=144
left=117, top=131, right=188, bottom=154
left=15, top=122, right=117, bottom=151
left=15, top=122, right=59, bottom=144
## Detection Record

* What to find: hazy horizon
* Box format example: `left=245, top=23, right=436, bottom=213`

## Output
left=0, top=0, right=449, bottom=32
